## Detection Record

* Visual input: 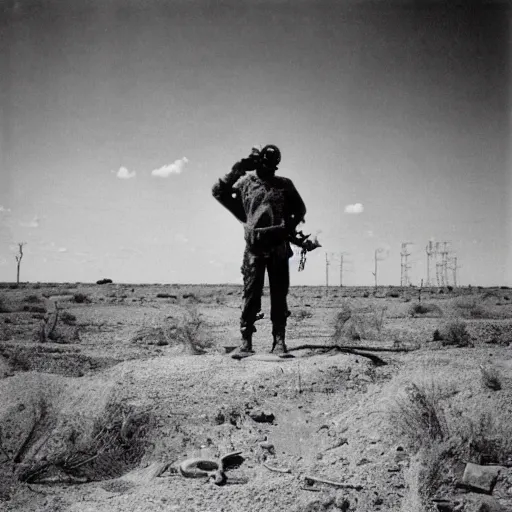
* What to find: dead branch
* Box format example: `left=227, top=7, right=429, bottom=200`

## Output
left=304, top=475, right=364, bottom=490
left=289, top=344, right=411, bottom=353
left=13, top=408, right=42, bottom=463
left=263, top=463, right=291, bottom=474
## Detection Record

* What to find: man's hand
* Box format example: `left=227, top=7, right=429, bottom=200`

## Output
left=303, top=239, right=321, bottom=252
left=239, top=146, right=261, bottom=172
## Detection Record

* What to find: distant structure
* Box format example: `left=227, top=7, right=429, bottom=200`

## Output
left=15, top=242, right=26, bottom=285
left=425, top=241, right=435, bottom=286
left=400, top=242, right=413, bottom=286
left=448, top=255, right=461, bottom=287
left=325, top=252, right=346, bottom=288
left=325, top=252, right=330, bottom=288
left=426, top=240, right=458, bottom=287
left=440, top=242, right=450, bottom=286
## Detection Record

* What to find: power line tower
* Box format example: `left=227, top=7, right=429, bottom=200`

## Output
left=400, top=242, right=413, bottom=286
left=435, top=243, right=442, bottom=286
left=441, top=242, right=450, bottom=287
left=448, top=255, right=461, bottom=287
left=425, top=241, right=435, bottom=286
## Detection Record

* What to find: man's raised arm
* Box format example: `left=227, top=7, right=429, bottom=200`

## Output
left=212, top=150, right=261, bottom=223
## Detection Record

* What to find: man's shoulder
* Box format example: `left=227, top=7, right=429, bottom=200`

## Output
left=273, top=175, right=295, bottom=189
left=233, top=174, right=253, bottom=189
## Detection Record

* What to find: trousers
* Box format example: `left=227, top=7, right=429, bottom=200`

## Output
left=240, top=246, right=290, bottom=337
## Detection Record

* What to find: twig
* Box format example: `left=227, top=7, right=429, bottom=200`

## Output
left=27, top=484, right=50, bottom=495
left=13, top=408, right=42, bottom=463
left=289, top=344, right=410, bottom=353
left=304, top=475, right=363, bottom=490
left=263, top=463, right=291, bottom=474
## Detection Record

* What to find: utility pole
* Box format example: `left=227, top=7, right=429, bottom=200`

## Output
left=325, top=252, right=330, bottom=288
left=373, top=249, right=378, bottom=289
left=339, top=253, right=344, bottom=288
left=15, top=243, right=25, bottom=285
left=400, top=242, right=413, bottom=287
left=426, top=241, right=435, bottom=286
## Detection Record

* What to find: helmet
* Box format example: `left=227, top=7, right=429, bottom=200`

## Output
left=259, top=145, right=281, bottom=169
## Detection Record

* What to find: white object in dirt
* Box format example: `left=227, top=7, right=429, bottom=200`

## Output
left=462, top=462, right=501, bottom=493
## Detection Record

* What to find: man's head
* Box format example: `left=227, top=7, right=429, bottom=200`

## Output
left=256, top=145, right=281, bottom=179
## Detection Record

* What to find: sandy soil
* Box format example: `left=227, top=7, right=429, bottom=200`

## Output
left=1, top=283, right=511, bottom=511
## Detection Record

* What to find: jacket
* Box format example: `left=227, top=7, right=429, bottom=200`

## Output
left=212, top=162, right=307, bottom=257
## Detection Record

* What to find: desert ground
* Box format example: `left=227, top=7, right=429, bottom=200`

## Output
left=0, top=282, right=512, bottom=512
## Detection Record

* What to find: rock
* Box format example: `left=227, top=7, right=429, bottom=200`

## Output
left=433, top=499, right=456, bottom=512
left=119, top=462, right=169, bottom=483
left=334, top=496, right=351, bottom=511
left=466, top=496, right=507, bottom=512
left=462, top=463, right=501, bottom=493
left=248, top=411, right=275, bottom=424
left=259, top=441, right=275, bottom=455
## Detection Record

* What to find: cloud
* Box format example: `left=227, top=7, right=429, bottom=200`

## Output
left=151, top=157, right=189, bottom=178
left=344, top=203, right=364, bottom=214
left=0, top=206, right=11, bottom=214
left=20, top=215, right=40, bottom=228
left=116, top=166, right=136, bottom=179
left=58, top=247, right=67, bottom=253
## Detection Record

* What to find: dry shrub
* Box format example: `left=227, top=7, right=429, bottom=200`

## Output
left=437, top=320, right=472, bottom=347
left=72, top=293, right=90, bottom=304
left=174, top=307, right=212, bottom=354
left=38, top=306, right=79, bottom=344
left=480, top=365, right=502, bottom=391
left=18, top=398, right=154, bottom=484
left=131, top=307, right=211, bottom=354
left=417, top=444, right=454, bottom=511
left=454, top=411, right=512, bottom=466
left=389, top=382, right=448, bottom=452
left=24, top=295, right=42, bottom=304
left=332, top=303, right=386, bottom=342
left=295, top=309, right=313, bottom=322
left=408, top=303, right=443, bottom=318
left=131, top=326, right=171, bottom=346
left=0, top=297, right=9, bottom=313
left=60, top=311, right=77, bottom=325
left=454, top=297, right=493, bottom=319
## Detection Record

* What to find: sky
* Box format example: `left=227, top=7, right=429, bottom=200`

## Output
left=0, top=0, right=510, bottom=286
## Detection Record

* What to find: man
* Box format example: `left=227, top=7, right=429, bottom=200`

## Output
left=212, top=145, right=308, bottom=358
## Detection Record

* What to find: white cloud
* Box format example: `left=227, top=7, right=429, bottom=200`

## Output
left=344, top=203, right=364, bottom=214
left=0, top=206, right=11, bottom=213
left=151, top=157, right=189, bottom=178
left=20, top=215, right=40, bottom=228
left=116, top=166, right=136, bottom=179
left=365, top=230, right=374, bottom=238
left=58, top=247, right=67, bottom=253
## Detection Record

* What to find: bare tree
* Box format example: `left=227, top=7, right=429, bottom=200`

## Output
left=15, top=243, right=25, bottom=284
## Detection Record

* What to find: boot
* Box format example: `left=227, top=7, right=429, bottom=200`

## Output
left=270, top=332, right=294, bottom=358
left=231, top=328, right=255, bottom=359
